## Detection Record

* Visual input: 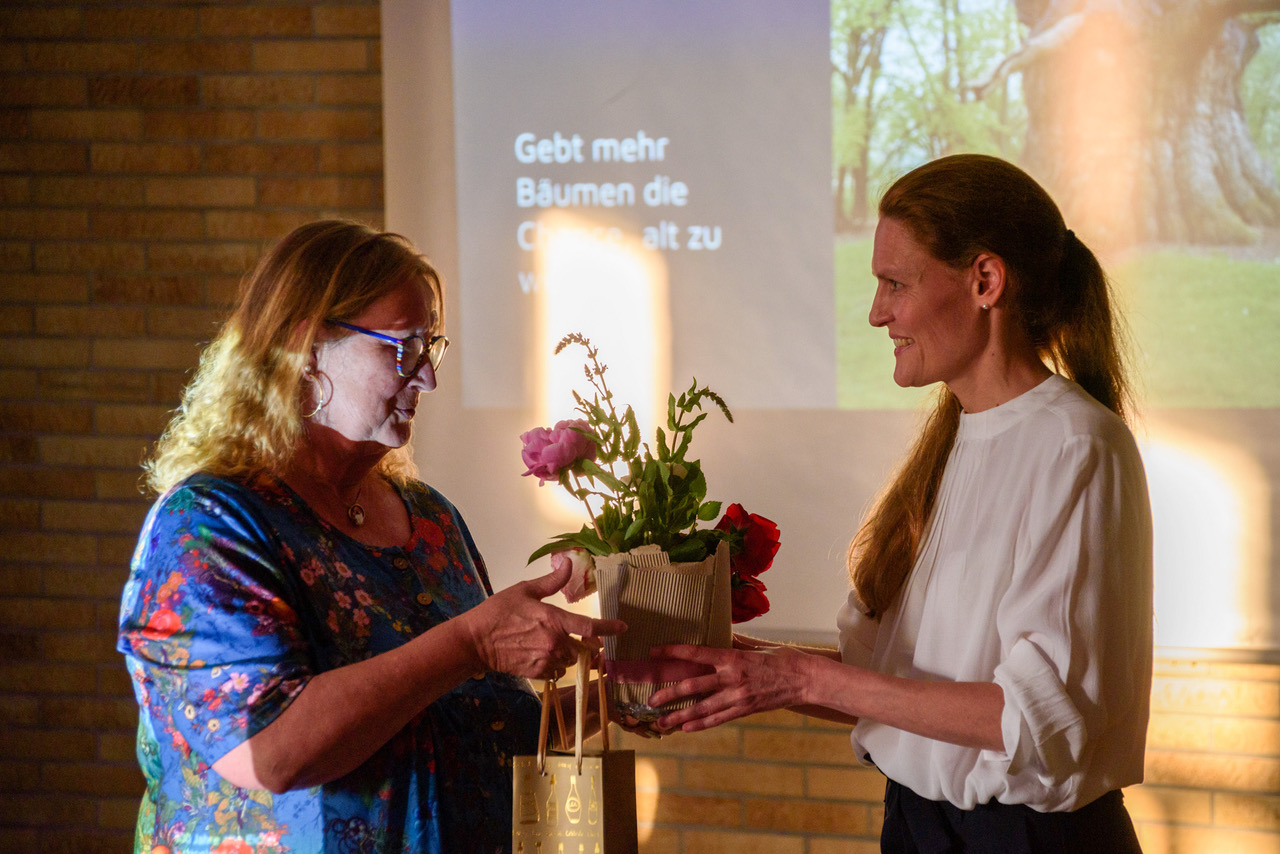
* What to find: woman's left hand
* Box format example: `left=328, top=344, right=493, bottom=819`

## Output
left=646, top=644, right=814, bottom=732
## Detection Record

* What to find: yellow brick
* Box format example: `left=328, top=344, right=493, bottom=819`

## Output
left=98, top=733, right=138, bottom=764
left=0, top=369, right=38, bottom=398
left=743, top=728, right=859, bottom=767
left=35, top=241, right=146, bottom=274
left=207, top=275, right=244, bottom=307
left=625, top=725, right=740, bottom=758
left=680, top=830, right=804, bottom=854
left=90, top=75, right=200, bottom=109
left=143, top=109, right=254, bottom=141
left=315, top=73, right=382, bottom=105
left=94, top=275, right=203, bottom=305
left=1153, top=657, right=1213, bottom=677
left=42, top=630, right=121, bottom=664
left=742, top=709, right=807, bottom=729
left=24, top=42, right=141, bottom=74
left=0, top=241, right=31, bottom=272
left=0, top=338, right=91, bottom=368
left=744, top=797, right=868, bottom=835
left=98, top=796, right=143, bottom=830
left=90, top=142, right=201, bottom=173
left=146, top=307, right=226, bottom=338
left=82, top=7, right=198, bottom=38
left=0, top=143, right=88, bottom=173
left=1214, top=718, right=1280, bottom=757
left=40, top=762, right=144, bottom=796
left=198, top=5, right=313, bottom=37
left=31, top=176, right=144, bottom=206
left=1150, top=677, right=1280, bottom=718
left=35, top=306, right=146, bottom=337
left=141, top=42, right=253, bottom=74
left=0, top=75, right=86, bottom=108
left=0, top=8, right=83, bottom=39
left=1216, top=792, right=1280, bottom=831
left=682, top=759, right=804, bottom=797
left=93, top=404, right=173, bottom=436
left=634, top=755, right=679, bottom=792
left=146, top=242, right=259, bottom=275
left=313, top=5, right=381, bottom=37
left=97, top=466, right=152, bottom=500
left=0, top=499, right=40, bottom=528
left=253, top=40, right=370, bottom=73
left=637, top=826, right=680, bottom=853
left=144, top=176, right=255, bottom=208
left=1212, top=662, right=1280, bottom=683
left=39, top=369, right=151, bottom=403
left=38, top=436, right=146, bottom=468
left=0, top=176, right=32, bottom=204
left=42, top=565, right=132, bottom=598
left=1, top=435, right=40, bottom=464
left=0, top=210, right=89, bottom=240
left=28, top=109, right=143, bottom=140
left=90, top=210, right=205, bottom=240
left=205, top=209, right=315, bottom=240
left=258, top=176, right=379, bottom=208
left=92, top=338, right=201, bottom=370
left=645, top=791, right=740, bottom=828
left=156, top=370, right=194, bottom=405
left=0, top=306, right=33, bottom=334
left=806, top=766, right=886, bottom=802
left=0, top=402, right=93, bottom=433
left=0, top=597, right=96, bottom=631
left=0, top=467, right=96, bottom=499
left=317, top=142, right=381, bottom=174
left=204, top=143, right=320, bottom=175
left=202, top=75, right=315, bottom=107
left=43, top=499, right=148, bottom=534
left=38, top=697, right=137, bottom=729
left=1147, top=712, right=1215, bottom=751
left=810, top=838, right=881, bottom=854
left=1145, top=750, right=1280, bottom=793
left=1125, top=783, right=1213, bottom=823
left=257, top=108, right=380, bottom=140
left=1135, top=823, right=1280, bottom=854
left=0, top=273, right=89, bottom=303
left=98, top=534, right=143, bottom=566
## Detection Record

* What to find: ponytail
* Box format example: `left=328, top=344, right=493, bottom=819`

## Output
left=848, top=155, right=1133, bottom=618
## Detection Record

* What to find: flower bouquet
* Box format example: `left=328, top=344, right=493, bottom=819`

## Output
left=521, top=334, right=780, bottom=720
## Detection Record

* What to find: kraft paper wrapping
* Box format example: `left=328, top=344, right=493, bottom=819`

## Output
left=594, top=540, right=731, bottom=719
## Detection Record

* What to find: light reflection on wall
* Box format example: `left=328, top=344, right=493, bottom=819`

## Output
left=1141, top=421, right=1271, bottom=651
left=532, top=210, right=671, bottom=527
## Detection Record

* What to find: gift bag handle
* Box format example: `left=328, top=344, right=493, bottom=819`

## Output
left=536, top=648, right=608, bottom=775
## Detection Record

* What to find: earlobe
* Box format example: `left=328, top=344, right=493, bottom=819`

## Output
left=972, top=253, right=1007, bottom=309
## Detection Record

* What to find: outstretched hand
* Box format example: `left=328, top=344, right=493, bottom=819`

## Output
left=461, top=562, right=626, bottom=681
left=646, top=644, right=814, bottom=732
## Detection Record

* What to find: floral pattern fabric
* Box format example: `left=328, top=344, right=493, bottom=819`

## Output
left=118, top=471, right=541, bottom=853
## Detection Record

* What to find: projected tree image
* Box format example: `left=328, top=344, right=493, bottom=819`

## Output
left=834, top=0, right=1280, bottom=248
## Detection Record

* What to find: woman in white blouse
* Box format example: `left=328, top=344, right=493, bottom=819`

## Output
left=649, top=154, right=1152, bottom=853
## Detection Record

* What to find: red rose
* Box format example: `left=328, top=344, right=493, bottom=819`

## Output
left=731, top=575, right=770, bottom=623
left=714, top=503, right=780, bottom=579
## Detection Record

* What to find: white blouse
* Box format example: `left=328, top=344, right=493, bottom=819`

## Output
left=837, top=375, right=1153, bottom=812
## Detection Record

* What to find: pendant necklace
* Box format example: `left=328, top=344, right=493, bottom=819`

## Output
left=345, top=485, right=366, bottom=527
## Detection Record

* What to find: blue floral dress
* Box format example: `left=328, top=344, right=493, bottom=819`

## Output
left=117, top=471, right=541, bottom=854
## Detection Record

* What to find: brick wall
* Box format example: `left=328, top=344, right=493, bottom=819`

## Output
left=1, top=3, right=1277, bottom=853
left=0, top=1, right=383, bottom=850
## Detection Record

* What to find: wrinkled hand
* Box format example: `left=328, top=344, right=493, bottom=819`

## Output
left=647, top=644, right=813, bottom=732
left=461, top=562, right=625, bottom=681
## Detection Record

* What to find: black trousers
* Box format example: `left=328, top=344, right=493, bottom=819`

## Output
left=882, top=779, right=1143, bottom=854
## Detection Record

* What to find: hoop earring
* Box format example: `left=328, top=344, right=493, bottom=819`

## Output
left=302, top=371, right=332, bottom=419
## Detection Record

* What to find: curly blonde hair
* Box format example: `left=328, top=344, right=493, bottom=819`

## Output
left=145, top=220, right=445, bottom=494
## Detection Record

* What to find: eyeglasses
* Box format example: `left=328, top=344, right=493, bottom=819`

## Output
left=327, top=321, right=450, bottom=378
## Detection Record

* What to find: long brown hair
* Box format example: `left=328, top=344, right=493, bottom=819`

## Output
left=145, top=220, right=444, bottom=493
left=848, top=154, right=1132, bottom=618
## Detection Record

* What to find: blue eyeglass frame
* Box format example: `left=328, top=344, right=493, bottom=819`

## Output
left=327, top=320, right=450, bottom=378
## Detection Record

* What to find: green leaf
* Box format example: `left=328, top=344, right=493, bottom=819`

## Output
left=655, top=427, right=669, bottom=462
left=581, top=459, right=627, bottom=493
left=623, top=407, right=640, bottom=456
left=697, top=500, right=723, bottom=521
left=667, top=537, right=709, bottom=562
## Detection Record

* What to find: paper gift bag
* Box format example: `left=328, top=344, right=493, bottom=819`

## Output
left=513, top=655, right=638, bottom=854
left=594, top=540, right=731, bottom=719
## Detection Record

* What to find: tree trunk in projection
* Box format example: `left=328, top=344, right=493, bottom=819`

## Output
left=1013, top=0, right=1280, bottom=248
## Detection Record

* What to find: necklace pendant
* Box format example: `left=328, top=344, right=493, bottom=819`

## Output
left=347, top=503, right=366, bottom=527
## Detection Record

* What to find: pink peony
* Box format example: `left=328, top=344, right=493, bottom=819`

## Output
left=551, top=548, right=597, bottom=603
left=520, top=419, right=598, bottom=484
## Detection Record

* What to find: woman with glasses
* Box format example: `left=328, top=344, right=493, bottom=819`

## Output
left=118, top=220, right=624, bottom=853
left=648, top=155, right=1152, bottom=852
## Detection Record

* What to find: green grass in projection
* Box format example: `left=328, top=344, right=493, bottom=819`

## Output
left=836, top=238, right=1280, bottom=410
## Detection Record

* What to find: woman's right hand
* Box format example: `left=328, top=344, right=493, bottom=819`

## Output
left=458, top=562, right=626, bottom=681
